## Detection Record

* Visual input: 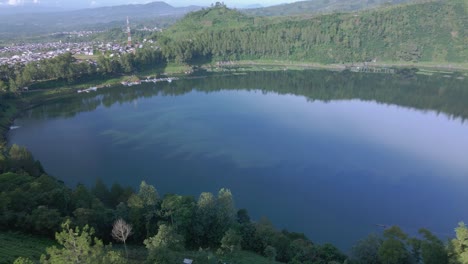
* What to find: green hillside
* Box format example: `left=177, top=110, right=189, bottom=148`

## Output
left=164, top=3, right=255, bottom=39
left=244, top=0, right=417, bottom=16
left=157, top=0, right=467, bottom=64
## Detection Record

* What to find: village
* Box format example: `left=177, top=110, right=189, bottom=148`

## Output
left=0, top=40, right=141, bottom=66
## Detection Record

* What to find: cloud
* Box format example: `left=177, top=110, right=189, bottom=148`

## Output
left=8, top=0, right=23, bottom=5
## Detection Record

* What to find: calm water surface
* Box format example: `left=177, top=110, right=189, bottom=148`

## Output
left=8, top=70, right=468, bottom=249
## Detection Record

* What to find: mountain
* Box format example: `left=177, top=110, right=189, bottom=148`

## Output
left=243, top=0, right=420, bottom=16
left=159, top=0, right=467, bottom=64
left=0, top=5, right=69, bottom=15
left=0, top=1, right=202, bottom=39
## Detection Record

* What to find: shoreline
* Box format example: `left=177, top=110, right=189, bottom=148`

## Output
left=2, top=61, right=466, bottom=144
left=203, top=60, right=468, bottom=73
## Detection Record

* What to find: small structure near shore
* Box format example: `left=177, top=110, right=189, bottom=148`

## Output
left=348, top=65, right=395, bottom=74
left=77, top=87, right=97, bottom=93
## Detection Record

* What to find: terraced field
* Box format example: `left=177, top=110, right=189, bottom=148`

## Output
left=0, top=232, right=56, bottom=263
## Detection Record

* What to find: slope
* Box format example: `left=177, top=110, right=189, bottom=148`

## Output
left=159, top=0, right=467, bottom=64
left=244, top=0, right=425, bottom=16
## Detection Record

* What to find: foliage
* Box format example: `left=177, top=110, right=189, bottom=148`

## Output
left=264, top=245, right=277, bottom=261
left=13, top=257, right=35, bottom=264
left=158, top=0, right=467, bottom=64
left=351, top=233, right=383, bottom=264
left=450, top=222, right=468, bottom=264
left=220, top=228, right=242, bottom=254
left=417, top=228, right=449, bottom=264
left=244, top=0, right=419, bottom=17
left=144, top=224, right=184, bottom=263
left=144, top=224, right=184, bottom=252
left=40, top=220, right=124, bottom=264
left=378, top=226, right=412, bottom=264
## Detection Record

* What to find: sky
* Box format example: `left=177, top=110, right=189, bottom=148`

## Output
left=0, top=0, right=299, bottom=8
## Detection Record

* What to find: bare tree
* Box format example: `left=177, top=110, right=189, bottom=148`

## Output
left=111, top=218, right=133, bottom=259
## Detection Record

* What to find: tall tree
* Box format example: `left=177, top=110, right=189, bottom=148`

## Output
left=450, top=222, right=468, bottom=264
left=418, top=228, right=448, bottom=264
left=351, top=233, right=383, bottom=264
left=378, top=226, right=411, bottom=264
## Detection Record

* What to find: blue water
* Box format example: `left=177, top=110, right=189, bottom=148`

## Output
left=8, top=71, right=468, bottom=250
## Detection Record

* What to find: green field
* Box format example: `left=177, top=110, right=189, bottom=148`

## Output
left=0, top=232, right=56, bottom=264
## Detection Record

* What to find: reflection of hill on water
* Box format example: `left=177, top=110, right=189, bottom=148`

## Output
left=23, top=70, right=468, bottom=122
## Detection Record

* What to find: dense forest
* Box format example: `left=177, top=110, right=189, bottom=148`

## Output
left=243, top=0, right=418, bottom=17
left=155, top=0, right=466, bottom=63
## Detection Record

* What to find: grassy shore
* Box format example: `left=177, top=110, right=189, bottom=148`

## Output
left=203, top=59, right=468, bottom=73
left=0, top=232, right=281, bottom=264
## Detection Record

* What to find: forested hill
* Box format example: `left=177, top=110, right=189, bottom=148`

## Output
left=243, top=0, right=417, bottom=17
left=157, top=0, right=467, bottom=64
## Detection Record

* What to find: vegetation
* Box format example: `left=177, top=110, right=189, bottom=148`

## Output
left=243, top=0, right=421, bottom=17
left=1, top=89, right=468, bottom=263
left=0, top=2, right=198, bottom=40
left=155, top=0, right=466, bottom=64
left=0, top=232, right=55, bottom=264
left=0, top=1, right=467, bottom=263
left=1, top=1, right=466, bottom=94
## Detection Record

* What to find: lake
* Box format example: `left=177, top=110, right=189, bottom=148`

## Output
left=7, top=69, right=468, bottom=250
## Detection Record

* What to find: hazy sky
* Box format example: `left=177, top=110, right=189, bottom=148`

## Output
left=0, top=0, right=299, bottom=8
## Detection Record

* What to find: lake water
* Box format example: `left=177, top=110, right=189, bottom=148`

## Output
left=8, top=70, right=468, bottom=250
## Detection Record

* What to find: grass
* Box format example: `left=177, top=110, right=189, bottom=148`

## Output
left=160, top=249, right=284, bottom=264
left=0, top=232, right=56, bottom=264
left=0, top=232, right=281, bottom=264
left=73, top=54, right=101, bottom=61
left=202, top=59, right=468, bottom=73
left=219, top=250, right=283, bottom=264
left=113, top=244, right=148, bottom=264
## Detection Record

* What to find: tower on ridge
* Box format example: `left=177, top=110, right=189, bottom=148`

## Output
left=127, top=16, right=132, bottom=47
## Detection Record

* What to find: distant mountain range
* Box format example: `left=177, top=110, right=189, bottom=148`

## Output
left=0, top=1, right=202, bottom=39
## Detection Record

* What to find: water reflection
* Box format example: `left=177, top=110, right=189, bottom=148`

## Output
left=8, top=69, right=468, bottom=250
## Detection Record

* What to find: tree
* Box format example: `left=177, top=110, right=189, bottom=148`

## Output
left=193, top=192, right=217, bottom=247
left=220, top=228, right=241, bottom=254
left=378, top=226, right=411, bottom=264
left=144, top=224, right=184, bottom=264
left=351, top=233, right=383, bottom=264
left=126, top=181, right=160, bottom=240
left=26, top=206, right=62, bottom=236
left=111, top=219, right=133, bottom=259
left=40, top=220, right=124, bottom=264
left=264, top=245, right=277, bottom=261
left=144, top=224, right=184, bottom=251
left=92, top=179, right=111, bottom=207
left=418, top=228, right=448, bottom=264
left=160, top=194, right=195, bottom=246
left=450, top=222, right=468, bottom=264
